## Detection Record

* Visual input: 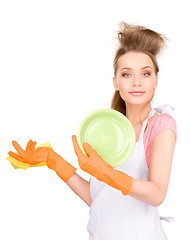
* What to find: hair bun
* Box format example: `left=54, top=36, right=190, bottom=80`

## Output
left=117, top=22, right=167, bottom=56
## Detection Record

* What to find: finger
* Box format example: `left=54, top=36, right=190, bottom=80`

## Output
left=26, top=140, right=37, bottom=150
left=72, top=135, right=85, bottom=159
left=83, top=143, right=97, bottom=156
left=8, top=151, right=28, bottom=163
left=8, top=151, right=22, bottom=161
left=26, top=140, right=33, bottom=151
left=29, top=140, right=37, bottom=150
left=12, top=141, right=25, bottom=157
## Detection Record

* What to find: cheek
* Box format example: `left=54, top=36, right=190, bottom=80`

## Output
left=117, top=80, right=130, bottom=100
left=118, top=79, right=130, bottom=90
left=144, top=79, right=156, bottom=91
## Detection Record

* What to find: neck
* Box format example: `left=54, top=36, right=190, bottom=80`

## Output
left=125, top=103, right=152, bottom=125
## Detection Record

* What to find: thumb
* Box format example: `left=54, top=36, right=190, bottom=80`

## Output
left=31, top=141, right=37, bottom=148
left=72, top=135, right=84, bottom=159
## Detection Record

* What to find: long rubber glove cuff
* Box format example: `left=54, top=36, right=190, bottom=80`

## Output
left=47, top=150, right=77, bottom=182
left=96, top=167, right=133, bottom=195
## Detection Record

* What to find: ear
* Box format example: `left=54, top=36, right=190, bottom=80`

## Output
left=113, top=77, right=119, bottom=90
left=155, top=74, right=158, bottom=88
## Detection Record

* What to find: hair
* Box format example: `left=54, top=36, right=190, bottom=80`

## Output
left=111, top=22, right=168, bottom=117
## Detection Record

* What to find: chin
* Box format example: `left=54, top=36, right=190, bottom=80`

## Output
left=125, top=99, right=150, bottom=106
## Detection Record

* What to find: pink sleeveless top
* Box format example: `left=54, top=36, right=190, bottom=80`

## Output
left=143, top=113, right=177, bottom=167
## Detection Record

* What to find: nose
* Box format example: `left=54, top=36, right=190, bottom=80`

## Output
left=132, top=75, right=141, bottom=86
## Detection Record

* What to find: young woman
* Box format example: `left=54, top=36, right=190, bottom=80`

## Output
left=9, top=22, right=177, bottom=240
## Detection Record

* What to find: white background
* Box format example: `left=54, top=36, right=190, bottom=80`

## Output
left=0, top=0, right=189, bottom=239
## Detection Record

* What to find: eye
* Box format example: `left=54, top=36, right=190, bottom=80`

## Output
left=123, top=73, right=131, bottom=77
left=142, top=72, right=151, bottom=77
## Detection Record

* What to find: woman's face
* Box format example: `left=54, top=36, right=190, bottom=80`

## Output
left=113, top=51, right=158, bottom=106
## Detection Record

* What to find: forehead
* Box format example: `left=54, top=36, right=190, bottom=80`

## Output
left=117, top=52, right=154, bottom=70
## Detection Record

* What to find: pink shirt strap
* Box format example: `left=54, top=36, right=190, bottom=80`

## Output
left=144, top=113, right=177, bottom=168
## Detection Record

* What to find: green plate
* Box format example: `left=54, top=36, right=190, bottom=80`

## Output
left=77, top=108, right=136, bottom=167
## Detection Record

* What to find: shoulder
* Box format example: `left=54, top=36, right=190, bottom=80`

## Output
left=152, top=113, right=176, bottom=125
left=150, top=113, right=177, bottom=141
left=152, top=113, right=177, bottom=135
left=144, top=113, right=177, bottom=168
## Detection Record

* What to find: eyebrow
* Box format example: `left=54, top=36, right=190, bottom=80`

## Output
left=121, top=66, right=152, bottom=70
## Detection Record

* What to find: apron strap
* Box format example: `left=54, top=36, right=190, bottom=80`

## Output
left=160, top=216, right=174, bottom=223
left=137, top=104, right=175, bottom=142
left=153, top=104, right=175, bottom=117
left=148, top=109, right=157, bottom=119
left=138, top=108, right=156, bottom=142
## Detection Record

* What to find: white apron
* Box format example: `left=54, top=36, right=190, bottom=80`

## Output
left=87, top=105, right=175, bottom=240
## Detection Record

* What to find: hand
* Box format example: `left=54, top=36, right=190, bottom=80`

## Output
left=8, top=139, right=77, bottom=182
left=72, top=135, right=113, bottom=181
left=72, top=135, right=132, bottom=195
left=8, top=140, right=52, bottom=165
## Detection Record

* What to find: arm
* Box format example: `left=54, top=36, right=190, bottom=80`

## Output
left=129, top=129, right=176, bottom=207
left=66, top=173, right=92, bottom=207
left=72, top=130, right=176, bottom=207
left=8, top=140, right=92, bottom=207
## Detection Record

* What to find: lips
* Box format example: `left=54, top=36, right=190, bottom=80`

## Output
left=129, top=91, right=145, bottom=93
left=129, top=91, right=145, bottom=96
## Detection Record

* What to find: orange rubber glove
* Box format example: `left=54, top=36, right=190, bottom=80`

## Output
left=72, top=135, right=132, bottom=195
left=8, top=140, right=77, bottom=182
